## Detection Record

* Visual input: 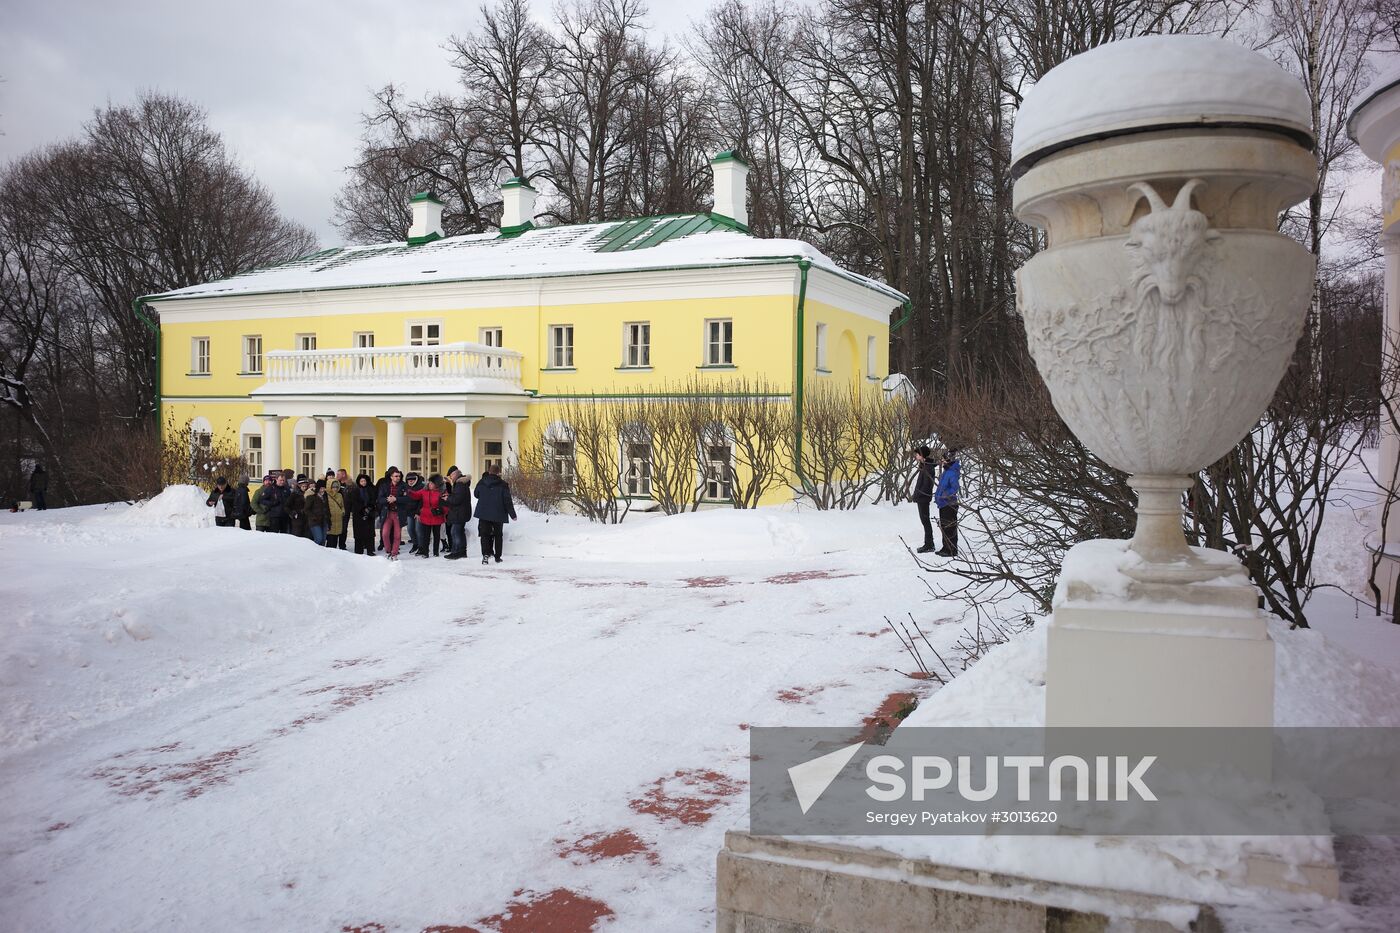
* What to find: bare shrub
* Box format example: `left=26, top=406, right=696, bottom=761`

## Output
left=796, top=382, right=914, bottom=509
left=504, top=463, right=566, bottom=514
left=715, top=379, right=792, bottom=508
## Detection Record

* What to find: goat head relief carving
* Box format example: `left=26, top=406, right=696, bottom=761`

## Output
left=1124, top=178, right=1221, bottom=306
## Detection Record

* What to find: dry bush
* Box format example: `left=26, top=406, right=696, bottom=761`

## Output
left=796, top=381, right=917, bottom=510
left=715, top=379, right=793, bottom=508
left=504, top=463, right=567, bottom=514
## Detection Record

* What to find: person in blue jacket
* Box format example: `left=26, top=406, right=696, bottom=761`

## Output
left=935, top=448, right=961, bottom=557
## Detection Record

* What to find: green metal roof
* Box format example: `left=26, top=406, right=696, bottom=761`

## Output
left=591, top=213, right=742, bottom=252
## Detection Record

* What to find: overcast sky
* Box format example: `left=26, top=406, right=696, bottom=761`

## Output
left=0, top=0, right=1390, bottom=251
left=0, top=0, right=710, bottom=245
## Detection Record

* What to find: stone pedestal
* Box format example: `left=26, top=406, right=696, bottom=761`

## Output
left=1045, top=540, right=1273, bottom=739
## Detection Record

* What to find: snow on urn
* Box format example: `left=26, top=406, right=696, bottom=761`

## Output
left=1012, top=35, right=1317, bottom=584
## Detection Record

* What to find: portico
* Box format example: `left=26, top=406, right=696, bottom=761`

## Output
left=251, top=341, right=530, bottom=479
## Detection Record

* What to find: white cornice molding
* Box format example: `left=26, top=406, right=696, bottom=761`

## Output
left=151, top=265, right=805, bottom=322
left=805, top=267, right=904, bottom=324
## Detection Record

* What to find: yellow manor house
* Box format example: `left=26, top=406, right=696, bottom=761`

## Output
left=147, top=153, right=909, bottom=506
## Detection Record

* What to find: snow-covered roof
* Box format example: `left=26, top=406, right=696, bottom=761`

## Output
left=1012, top=35, right=1313, bottom=172
left=146, top=214, right=908, bottom=306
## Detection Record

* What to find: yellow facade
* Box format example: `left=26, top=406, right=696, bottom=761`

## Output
left=153, top=243, right=904, bottom=507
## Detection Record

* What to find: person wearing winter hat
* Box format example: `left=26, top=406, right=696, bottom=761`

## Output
left=287, top=477, right=310, bottom=538
left=934, top=448, right=961, bottom=558
left=250, top=474, right=275, bottom=532
left=233, top=474, right=253, bottom=530
left=909, top=446, right=937, bottom=554
left=305, top=479, right=330, bottom=546
left=443, top=469, right=473, bottom=560
left=325, top=477, right=348, bottom=549
left=408, top=473, right=447, bottom=558
left=206, top=476, right=237, bottom=528
left=350, top=472, right=377, bottom=555
left=404, top=471, right=425, bottom=555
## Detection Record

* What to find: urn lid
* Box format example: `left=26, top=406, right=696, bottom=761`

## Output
left=1347, top=58, right=1400, bottom=163
left=1011, top=36, right=1314, bottom=175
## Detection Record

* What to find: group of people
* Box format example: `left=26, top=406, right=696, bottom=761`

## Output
left=910, top=445, right=960, bottom=557
left=206, top=463, right=519, bottom=565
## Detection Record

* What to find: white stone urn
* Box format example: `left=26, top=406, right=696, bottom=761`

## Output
left=1012, top=36, right=1317, bottom=583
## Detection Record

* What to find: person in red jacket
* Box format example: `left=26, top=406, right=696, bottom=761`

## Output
left=408, top=473, right=448, bottom=558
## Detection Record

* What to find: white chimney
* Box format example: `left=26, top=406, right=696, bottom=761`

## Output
left=407, top=192, right=444, bottom=243
left=710, top=150, right=750, bottom=229
left=501, top=176, right=538, bottom=233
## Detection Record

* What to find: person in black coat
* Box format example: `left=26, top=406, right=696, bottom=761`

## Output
left=257, top=473, right=291, bottom=532
left=443, top=470, right=474, bottom=560
left=350, top=472, right=377, bottom=556
left=206, top=476, right=237, bottom=528
left=232, top=475, right=253, bottom=530
left=909, top=446, right=937, bottom=554
left=377, top=467, right=414, bottom=560
left=473, top=464, right=517, bottom=564
left=28, top=464, right=48, bottom=510
left=287, top=477, right=311, bottom=538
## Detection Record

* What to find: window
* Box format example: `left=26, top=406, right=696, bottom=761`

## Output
left=297, top=334, right=318, bottom=352
left=243, top=434, right=263, bottom=479
left=191, top=337, right=210, bottom=375
left=242, top=335, right=263, bottom=374
left=480, top=327, right=503, bottom=367
left=297, top=435, right=317, bottom=478
left=705, top=319, right=733, bottom=366
left=814, top=323, right=829, bottom=372
left=408, top=436, right=442, bottom=476
left=408, top=322, right=441, bottom=369
left=623, top=322, right=650, bottom=368
left=705, top=444, right=733, bottom=500
left=193, top=429, right=213, bottom=454
left=550, top=325, right=574, bottom=368
left=625, top=442, right=653, bottom=497
left=353, top=332, right=375, bottom=372
left=355, top=437, right=375, bottom=477
left=866, top=335, right=878, bottom=377
left=550, top=439, right=576, bottom=492
left=482, top=440, right=504, bottom=474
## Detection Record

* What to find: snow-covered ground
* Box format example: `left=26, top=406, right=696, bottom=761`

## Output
left=2, top=475, right=1397, bottom=931
left=0, top=491, right=958, bottom=932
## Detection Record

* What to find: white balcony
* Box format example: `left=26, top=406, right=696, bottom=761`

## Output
left=252, top=341, right=526, bottom=397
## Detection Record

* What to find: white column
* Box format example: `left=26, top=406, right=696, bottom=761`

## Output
left=383, top=416, right=405, bottom=472
left=258, top=415, right=284, bottom=474
left=320, top=416, right=342, bottom=476
left=501, top=417, right=521, bottom=470
left=1383, top=236, right=1400, bottom=547
left=449, top=417, right=479, bottom=480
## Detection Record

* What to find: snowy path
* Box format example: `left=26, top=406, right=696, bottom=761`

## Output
left=0, top=500, right=953, bottom=932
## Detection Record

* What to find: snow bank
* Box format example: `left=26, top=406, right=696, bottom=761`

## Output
left=89, top=484, right=214, bottom=529
left=0, top=518, right=396, bottom=755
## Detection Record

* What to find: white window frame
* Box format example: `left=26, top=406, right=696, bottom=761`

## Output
left=296, top=435, right=317, bottom=478
left=191, top=337, right=211, bottom=375
left=624, top=441, right=653, bottom=497
left=549, top=325, right=574, bottom=369
left=866, top=335, right=878, bottom=378
left=242, top=335, right=262, bottom=374
left=407, top=435, right=443, bottom=477
left=482, top=440, right=504, bottom=474
left=407, top=321, right=442, bottom=370
left=296, top=333, right=317, bottom=352
left=550, top=438, right=577, bottom=492
left=704, top=319, right=733, bottom=367
left=242, top=433, right=263, bottom=478
left=353, top=331, right=375, bottom=349
left=814, top=323, right=829, bottom=373
left=622, top=321, right=651, bottom=368
left=704, top=442, right=734, bottom=501
left=354, top=436, right=376, bottom=477
left=480, top=327, right=504, bottom=368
